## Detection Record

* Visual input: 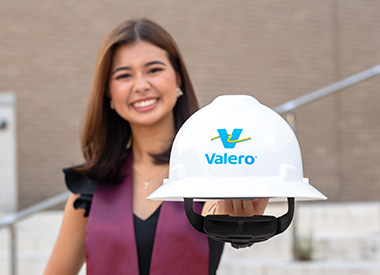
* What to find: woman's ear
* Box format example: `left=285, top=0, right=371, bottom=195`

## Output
left=176, top=73, right=182, bottom=88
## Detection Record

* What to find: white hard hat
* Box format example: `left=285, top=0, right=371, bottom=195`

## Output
left=148, top=95, right=326, bottom=201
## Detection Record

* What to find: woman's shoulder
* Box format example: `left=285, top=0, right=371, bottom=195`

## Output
left=63, top=167, right=97, bottom=217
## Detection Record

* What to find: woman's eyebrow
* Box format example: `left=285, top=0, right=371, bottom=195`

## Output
left=111, top=61, right=166, bottom=76
left=111, top=66, right=131, bottom=76
left=145, top=60, right=166, bottom=67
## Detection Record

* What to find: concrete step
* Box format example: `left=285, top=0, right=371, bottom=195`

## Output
left=264, top=200, right=380, bottom=234
left=2, top=207, right=379, bottom=260
left=0, top=211, right=87, bottom=274
left=0, top=257, right=86, bottom=275
left=0, top=250, right=86, bottom=275
left=220, top=230, right=380, bottom=262
left=313, top=232, right=380, bottom=261
left=0, top=211, right=63, bottom=255
left=295, top=201, right=380, bottom=234
left=1, top=201, right=380, bottom=274
left=218, top=259, right=380, bottom=275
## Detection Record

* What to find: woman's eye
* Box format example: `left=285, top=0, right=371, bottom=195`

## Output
left=148, top=67, right=163, bottom=74
left=115, top=73, right=131, bottom=80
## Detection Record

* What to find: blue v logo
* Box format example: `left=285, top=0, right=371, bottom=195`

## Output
left=211, top=129, right=251, bottom=149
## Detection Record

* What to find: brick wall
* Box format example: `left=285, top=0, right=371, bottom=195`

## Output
left=0, top=0, right=379, bottom=208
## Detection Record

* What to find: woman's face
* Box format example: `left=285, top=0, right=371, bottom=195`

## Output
left=109, top=40, right=180, bottom=128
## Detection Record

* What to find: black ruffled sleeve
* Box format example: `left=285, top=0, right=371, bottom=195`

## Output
left=63, top=167, right=97, bottom=217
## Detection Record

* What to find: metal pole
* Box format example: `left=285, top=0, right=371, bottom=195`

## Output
left=284, top=112, right=298, bottom=260
left=285, top=112, right=296, bottom=131
left=274, top=64, right=380, bottom=114
left=0, top=192, right=70, bottom=275
left=9, top=224, right=17, bottom=275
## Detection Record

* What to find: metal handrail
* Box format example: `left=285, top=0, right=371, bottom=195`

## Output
left=274, top=64, right=380, bottom=260
left=0, top=192, right=69, bottom=275
left=0, top=64, right=379, bottom=274
left=0, top=192, right=70, bottom=230
left=274, top=64, right=380, bottom=114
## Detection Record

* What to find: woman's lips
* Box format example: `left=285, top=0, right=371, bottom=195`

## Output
left=132, top=98, right=159, bottom=110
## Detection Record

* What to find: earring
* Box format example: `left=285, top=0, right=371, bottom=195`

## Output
left=110, top=100, right=115, bottom=110
left=176, top=87, right=184, bottom=98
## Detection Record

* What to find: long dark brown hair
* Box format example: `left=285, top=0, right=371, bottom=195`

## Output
left=76, top=18, right=199, bottom=183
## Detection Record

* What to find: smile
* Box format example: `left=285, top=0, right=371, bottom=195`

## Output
left=133, top=98, right=158, bottom=108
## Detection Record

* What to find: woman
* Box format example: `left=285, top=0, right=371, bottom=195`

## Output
left=45, top=18, right=268, bottom=275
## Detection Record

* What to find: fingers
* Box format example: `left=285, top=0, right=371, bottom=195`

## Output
left=214, top=198, right=269, bottom=217
left=214, top=200, right=233, bottom=215
left=242, top=199, right=255, bottom=214
left=201, top=201, right=217, bottom=216
left=253, top=198, right=269, bottom=215
left=232, top=199, right=249, bottom=216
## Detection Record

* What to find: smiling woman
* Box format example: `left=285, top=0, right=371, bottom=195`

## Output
left=44, top=18, right=268, bottom=275
left=78, top=19, right=199, bottom=180
left=109, top=41, right=179, bottom=129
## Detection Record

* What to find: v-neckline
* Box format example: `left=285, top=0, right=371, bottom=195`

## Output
left=134, top=204, right=162, bottom=222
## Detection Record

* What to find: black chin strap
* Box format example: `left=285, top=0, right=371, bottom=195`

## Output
left=184, top=198, right=295, bottom=249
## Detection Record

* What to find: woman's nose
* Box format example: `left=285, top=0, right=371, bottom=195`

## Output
left=133, top=74, right=150, bottom=93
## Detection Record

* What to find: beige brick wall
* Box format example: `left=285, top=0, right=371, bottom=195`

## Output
left=0, top=0, right=379, bottom=208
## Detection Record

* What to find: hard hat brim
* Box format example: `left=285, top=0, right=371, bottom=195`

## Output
left=147, top=177, right=327, bottom=201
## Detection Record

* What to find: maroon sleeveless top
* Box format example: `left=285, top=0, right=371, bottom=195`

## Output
left=85, top=153, right=209, bottom=274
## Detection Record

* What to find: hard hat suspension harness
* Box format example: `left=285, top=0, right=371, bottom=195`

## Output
left=184, top=198, right=295, bottom=249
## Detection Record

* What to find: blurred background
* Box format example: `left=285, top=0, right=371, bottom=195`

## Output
left=0, top=0, right=379, bottom=274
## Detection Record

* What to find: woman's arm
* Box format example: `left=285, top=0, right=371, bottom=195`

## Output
left=44, top=193, right=88, bottom=275
left=202, top=199, right=269, bottom=217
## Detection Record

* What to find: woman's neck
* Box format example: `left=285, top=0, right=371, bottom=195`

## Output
left=130, top=118, right=175, bottom=165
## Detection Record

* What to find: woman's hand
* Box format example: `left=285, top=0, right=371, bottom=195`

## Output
left=202, top=198, right=269, bottom=217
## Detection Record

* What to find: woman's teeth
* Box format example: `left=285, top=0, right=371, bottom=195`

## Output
left=133, top=98, right=157, bottom=108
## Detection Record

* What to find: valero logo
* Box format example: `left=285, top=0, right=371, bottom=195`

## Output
left=205, top=129, right=257, bottom=165
left=211, top=129, right=251, bottom=149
